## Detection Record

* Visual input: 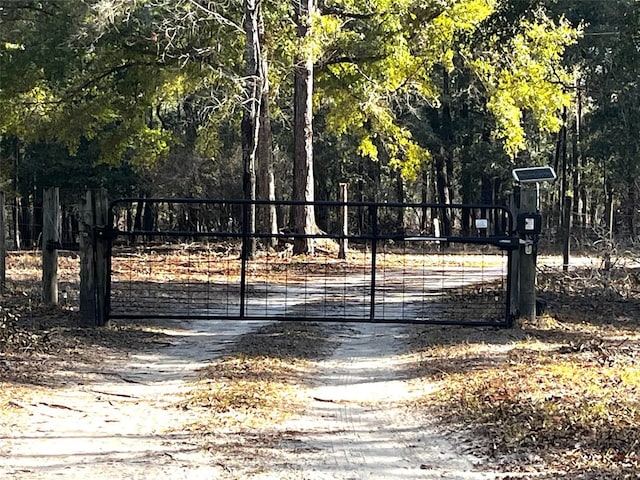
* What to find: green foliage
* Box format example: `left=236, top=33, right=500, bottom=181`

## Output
left=314, top=0, right=579, bottom=186
left=0, top=0, right=246, bottom=174
left=472, top=10, right=580, bottom=157
left=12, top=140, right=139, bottom=203
left=0, top=0, right=603, bottom=222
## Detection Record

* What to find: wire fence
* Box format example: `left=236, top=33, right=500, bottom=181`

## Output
left=2, top=193, right=81, bottom=251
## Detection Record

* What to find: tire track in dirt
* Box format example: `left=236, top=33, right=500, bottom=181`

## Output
left=0, top=319, right=270, bottom=480
left=255, top=322, right=499, bottom=479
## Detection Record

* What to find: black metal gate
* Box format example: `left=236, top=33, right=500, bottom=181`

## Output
left=106, top=199, right=518, bottom=326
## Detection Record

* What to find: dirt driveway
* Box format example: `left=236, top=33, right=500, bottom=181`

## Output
left=0, top=317, right=503, bottom=479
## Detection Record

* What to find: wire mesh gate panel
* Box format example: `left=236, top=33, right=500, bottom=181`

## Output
left=107, top=199, right=518, bottom=326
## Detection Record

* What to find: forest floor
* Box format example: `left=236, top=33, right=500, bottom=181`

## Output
left=0, top=251, right=639, bottom=479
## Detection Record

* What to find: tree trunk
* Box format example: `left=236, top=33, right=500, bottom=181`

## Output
left=395, top=169, right=405, bottom=235
left=572, top=93, right=582, bottom=235
left=242, top=0, right=262, bottom=258
left=133, top=196, right=144, bottom=228
left=420, top=168, right=431, bottom=233
left=42, top=187, right=60, bottom=305
left=256, top=5, right=278, bottom=247
left=560, top=107, right=570, bottom=263
left=19, top=199, right=32, bottom=249
left=437, top=67, right=454, bottom=236
left=627, top=179, right=638, bottom=238
left=0, top=191, right=6, bottom=288
left=605, top=182, right=614, bottom=241
left=434, top=154, right=451, bottom=236
left=553, top=119, right=565, bottom=233
left=13, top=196, right=21, bottom=250
left=292, top=0, right=316, bottom=255
left=338, top=183, right=348, bottom=259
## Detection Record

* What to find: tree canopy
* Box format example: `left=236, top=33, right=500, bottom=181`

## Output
left=1, top=0, right=638, bottom=242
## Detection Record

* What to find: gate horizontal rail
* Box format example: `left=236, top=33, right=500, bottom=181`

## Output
left=106, top=198, right=518, bottom=327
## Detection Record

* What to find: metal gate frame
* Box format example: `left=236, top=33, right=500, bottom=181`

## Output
left=105, top=198, right=519, bottom=327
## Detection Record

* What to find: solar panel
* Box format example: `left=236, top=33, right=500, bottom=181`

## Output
left=512, top=166, right=557, bottom=183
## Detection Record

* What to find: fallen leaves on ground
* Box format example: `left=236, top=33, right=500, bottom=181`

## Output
left=4, top=249, right=640, bottom=478
left=181, top=322, right=341, bottom=431
left=410, top=263, right=640, bottom=479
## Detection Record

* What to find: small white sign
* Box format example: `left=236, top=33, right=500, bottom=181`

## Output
left=475, top=219, right=488, bottom=229
left=525, top=217, right=536, bottom=231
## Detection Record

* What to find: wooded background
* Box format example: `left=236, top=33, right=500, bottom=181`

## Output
left=0, top=0, right=637, bottom=251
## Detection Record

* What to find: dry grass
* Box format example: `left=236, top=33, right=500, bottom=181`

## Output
left=181, top=322, right=340, bottom=432
left=425, top=345, right=640, bottom=476
left=409, top=263, right=640, bottom=479
left=181, top=356, right=308, bottom=429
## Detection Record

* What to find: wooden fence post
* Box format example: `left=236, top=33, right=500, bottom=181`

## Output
left=509, top=191, right=520, bottom=319
left=0, top=191, right=6, bottom=289
left=562, top=194, right=572, bottom=272
left=518, top=188, right=538, bottom=323
left=42, top=187, right=60, bottom=305
left=338, top=183, right=348, bottom=260
left=79, top=189, right=109, bottom=326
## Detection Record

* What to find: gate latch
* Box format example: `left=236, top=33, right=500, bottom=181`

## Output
left=522, top=239, right=534, bottom=255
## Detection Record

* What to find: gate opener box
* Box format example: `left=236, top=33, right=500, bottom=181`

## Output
left=516, top=212, right=542, bottom=235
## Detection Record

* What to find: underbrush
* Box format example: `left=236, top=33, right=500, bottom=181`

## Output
left=431, top=353, right=640, bottom=478
left=0, top=306, right=45, bottom=353
left=411, top=264, right=640, bottom=479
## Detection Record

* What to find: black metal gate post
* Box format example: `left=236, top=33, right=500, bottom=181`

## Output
left=239, top=200, right=249, bottom=318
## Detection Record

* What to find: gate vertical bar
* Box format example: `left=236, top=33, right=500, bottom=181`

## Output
left=239, top=200, right=248, bottom=318
left=369, top=204, right=378, bottom=322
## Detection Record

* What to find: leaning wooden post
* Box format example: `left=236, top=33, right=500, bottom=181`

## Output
left=338, top=183, right=348, bottom=260
left=42, top=187, right=60, bottom=305
left=79, top=189, right=109, bottom=326
left=0, top=191, right=6, bottom=289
